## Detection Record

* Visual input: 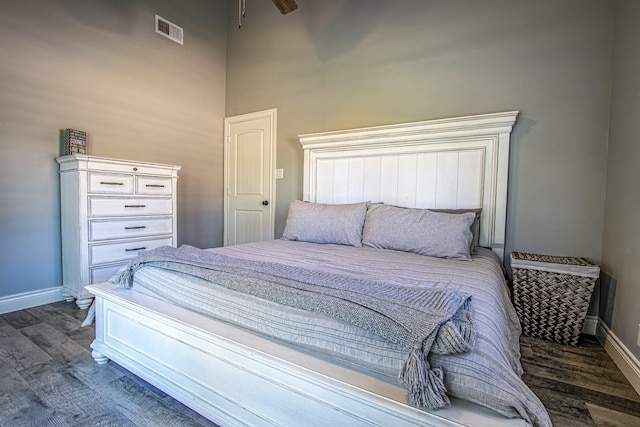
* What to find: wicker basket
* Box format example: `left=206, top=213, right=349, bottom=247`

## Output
left=511, top=252, right=600, bottom=346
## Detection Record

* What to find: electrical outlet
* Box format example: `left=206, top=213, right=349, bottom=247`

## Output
left=275, top=169, right=284, bottom=179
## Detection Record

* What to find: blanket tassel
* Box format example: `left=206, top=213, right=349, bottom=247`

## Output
left=111, top=264, right=135, bottom=288
left=400, top=347, right=450, bottom=409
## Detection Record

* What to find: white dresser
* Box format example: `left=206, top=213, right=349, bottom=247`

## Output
left=57, top=155, right=181, bottom=308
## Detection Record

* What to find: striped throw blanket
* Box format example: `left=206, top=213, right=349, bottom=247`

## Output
left=112, top=244, right=475, bottom=409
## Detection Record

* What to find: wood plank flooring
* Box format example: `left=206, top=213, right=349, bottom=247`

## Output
left=1, top=301, right=639, bottom=426
left=520, top=335, right=640, bottom=427
left=0, top=301, right=215, bottom=427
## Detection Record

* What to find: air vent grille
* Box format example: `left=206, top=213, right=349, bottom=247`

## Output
left=155, top=15, right=183, bottom=45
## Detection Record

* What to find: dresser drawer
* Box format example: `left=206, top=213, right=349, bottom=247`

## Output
left=89, top=197, right=173, bottom=217
left=90, top=263, right=126, bottom=283
left=87, top=159, right=177, bottom=177
left=88, top=172, right=134, bottom=194
left=90, top=237, right=173, bottom=265
left=89, top=217, right=173, bottom=241
left=137, top=176, right=173, bottom=195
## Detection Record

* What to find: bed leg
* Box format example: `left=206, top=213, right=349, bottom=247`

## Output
left=75, top=297, right=94, bottom=309
left=91, top=349, right=109, bottom=365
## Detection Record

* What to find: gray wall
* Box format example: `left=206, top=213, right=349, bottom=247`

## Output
left=225, top=0, right=613, bottom=263
left=602, top=0, right=640, bottom=360
left=0, top=0, right=228, bottom=297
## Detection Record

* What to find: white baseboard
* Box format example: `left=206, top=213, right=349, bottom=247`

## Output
left=582, top=315, right=598, bottom=336
left=0, top=287, right=65, bottom=315
left=597, top=319, right=640, bottom=396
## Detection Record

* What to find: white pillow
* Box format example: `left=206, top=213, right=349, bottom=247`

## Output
left=282, top=200, right=368, bottom=247
left=362, top=204, right=475, bottom=260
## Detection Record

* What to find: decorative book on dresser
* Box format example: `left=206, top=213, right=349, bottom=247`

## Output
left=56, top=155, right=180, bottom=308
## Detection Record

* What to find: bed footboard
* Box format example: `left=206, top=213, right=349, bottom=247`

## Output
left=86, top=282, right=527, bottom=427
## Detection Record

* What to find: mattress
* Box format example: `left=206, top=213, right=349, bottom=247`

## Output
left=129, top=239, right=550, bottom=427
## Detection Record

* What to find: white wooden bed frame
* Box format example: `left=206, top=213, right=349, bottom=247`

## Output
left=87, top=111, right=523, bottom=427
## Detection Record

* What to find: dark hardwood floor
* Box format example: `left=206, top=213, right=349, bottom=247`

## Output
left=520, top=335, right=640, bottom=427
left=0, top=301, right=215, bottom=427
left=1, top=300, right=639, bottom=426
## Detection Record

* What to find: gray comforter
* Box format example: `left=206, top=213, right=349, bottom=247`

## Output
left=118, top=240, right=551, bottom=427
left=114, top=244, right=474, bottom=409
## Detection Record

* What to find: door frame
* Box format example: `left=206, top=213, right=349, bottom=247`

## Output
left=223, top=108, right=277, bottom=246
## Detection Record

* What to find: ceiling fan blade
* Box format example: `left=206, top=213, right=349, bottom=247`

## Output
left=272, top=0, right=298, bottom=15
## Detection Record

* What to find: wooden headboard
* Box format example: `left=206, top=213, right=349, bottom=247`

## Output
left=299, top=111, right=519, bottom=261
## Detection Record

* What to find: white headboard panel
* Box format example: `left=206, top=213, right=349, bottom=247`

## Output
left=299, top=111, right=519, bottom=260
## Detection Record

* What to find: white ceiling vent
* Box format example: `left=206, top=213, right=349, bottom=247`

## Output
left=155, top=15, right=183, bottom=45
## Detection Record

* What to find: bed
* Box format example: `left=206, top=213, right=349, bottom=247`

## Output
left=86, top=111, right=552, bottom=427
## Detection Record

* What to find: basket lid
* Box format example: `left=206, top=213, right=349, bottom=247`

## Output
left=510, top=252, right=600, bottom=278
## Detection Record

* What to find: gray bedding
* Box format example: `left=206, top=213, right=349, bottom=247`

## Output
left=126, top=240, right=550, bottom=427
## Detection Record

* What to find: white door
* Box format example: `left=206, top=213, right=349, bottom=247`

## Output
left=224, top=109, right=276, bottom=246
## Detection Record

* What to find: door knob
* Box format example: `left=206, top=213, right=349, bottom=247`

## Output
left=262, top=200, right=269, bottom=206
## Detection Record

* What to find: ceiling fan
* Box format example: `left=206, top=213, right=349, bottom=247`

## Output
left=238, top=0, right=298, bottom=28
left=272, top=0, right=298, bottom=14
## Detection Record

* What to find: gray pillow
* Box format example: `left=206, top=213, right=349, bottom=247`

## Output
left=430, top=208, right=482, bottom=253
left=282, top=200, right=368, bottom=247
left=362, top=204, right=476, bottom=260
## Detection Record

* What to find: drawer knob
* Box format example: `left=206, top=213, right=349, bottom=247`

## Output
left=124, top=204, right=146, bottom=208
left=133, top=167, right=138, bottom=171
left=124, top=226, right=147, bottom=230
left=100, top=181, right=124, bottom=186
left=125, top=247, right=146, bottom=252
left=145, top=184, right=165, bottom=188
